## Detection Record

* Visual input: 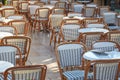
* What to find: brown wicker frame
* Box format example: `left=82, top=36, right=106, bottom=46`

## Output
left=84, top=59, right=120, bottom=80
left=4, top=65, right=47, bottom=80
left=34, top=8, right=50, bottom=31
left=98, top=6, right=110, bottom=17
left=83, top=17, right=101, bottom=27
left=81, top=32, right=104, bottom=50
left=83, top=7, right=96, bottom=17
left=8, top=19, right=28, bottom=36
left=2, top=8, right=18, bottom=17
left=105, top=31, right=120, bottom=47
left=59, top=22, right=82, bottom=43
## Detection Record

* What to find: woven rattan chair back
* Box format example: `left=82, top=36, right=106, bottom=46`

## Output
left=55, top=42, right=87, bottom=79
left=4, top=65, right=47, bottom=80
left=1, top=36, right=31, bottom=65
left=85, top=59, right=120, bottom=80
left=92, top=40, right=120, bottom=52
left=8, top=20, right=28, bottom=36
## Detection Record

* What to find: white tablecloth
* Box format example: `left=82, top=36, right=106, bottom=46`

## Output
left=78, top=28, right=109, bottom=33
left=0, top=61, right=14, bottom=73
left=0, top=17, right=13, bottom=23
left=83, top=50, right=120, bottom=61
left=0, top=32, right=13, bottom=39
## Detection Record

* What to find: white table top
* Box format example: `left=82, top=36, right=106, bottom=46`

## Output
left=63, top=16, right=85, bottom=20
left=0, top=32, right=13, bottom=39
left=83, top=50, right=120, bottom=61
left=0, top=61, right=14, bottom=73
left=63, top=24, right=80, bottom=29
left=0, top=17, right=13, bottom=23
left=0, top=6, right=14, bottom=10
left=43, top=5, right=54, bottom=9
left=78, top=28, right=109, bottom=33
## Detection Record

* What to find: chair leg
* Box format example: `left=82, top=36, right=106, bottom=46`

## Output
left=49, top=32, right=53, bottom=45
left=54, top=34, right=56, bottom=49
left=33, top=20, right=37, bottom=32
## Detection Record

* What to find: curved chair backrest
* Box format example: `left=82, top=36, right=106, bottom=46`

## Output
left=4, top=65, right=47, bottom=80
left=92, top=40, right=120, bottom=52
left=1, top=36, right=31, bottom=65
left=85, top=59, right=120, bottom=80
left=81, top=32, right=104, bottom=50
left=8, top=20, right=28, bottom=36
left=55, top=42, right=87, bottom=79
left=106, top=31, right=120, bottom=45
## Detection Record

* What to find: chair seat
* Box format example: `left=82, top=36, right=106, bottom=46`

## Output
left=63, top=70, right=93, bottom=80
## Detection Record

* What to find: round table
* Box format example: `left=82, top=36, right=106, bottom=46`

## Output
left=78, top=28, right=109, bottom=33
left=0, top=32, right=13, bottom=39
left=0, top=61, right=14, bottom=73
left=83, top=50, right=120, bottom=61
left=77, top=1, right=91, bottom=5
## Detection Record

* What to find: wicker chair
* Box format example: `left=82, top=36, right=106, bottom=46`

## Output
left=84, top=59, right=120, bottom=80
left=81, top=32, right=104, bottom=50
left=18, top=1, right=29, bottom=16
left=4, top=65, right=47, bottom=80
left=98, top=6, right=110, bottom=17
left=34, top=8, right=50, bottom=32
left=105, top=31, right=120, bottom=46
left=28, top=4, right=40, bottom=28
left=2, top=8, right=17, bottom=17
left=1, top=36, right=31, bottom=65
left=83, top=18, right=101, bottom=27
left=55, top=1, right=67, bottom=13
left=72, top=4, right=84, bottom=13
left=8, top=20, right=28, bottom=36
left=55, top=42, right=92, bottom=80
left=11, top=0, right=19, bottom=9
left=103, top=12, right=119, bottom=30
left=49, top=14, right=64, bottom=48
left=52, top=8, right=66, bottom=15
left=83, top=7, right=96, bottom=17
left=59, top=22, right=82, bottom=43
